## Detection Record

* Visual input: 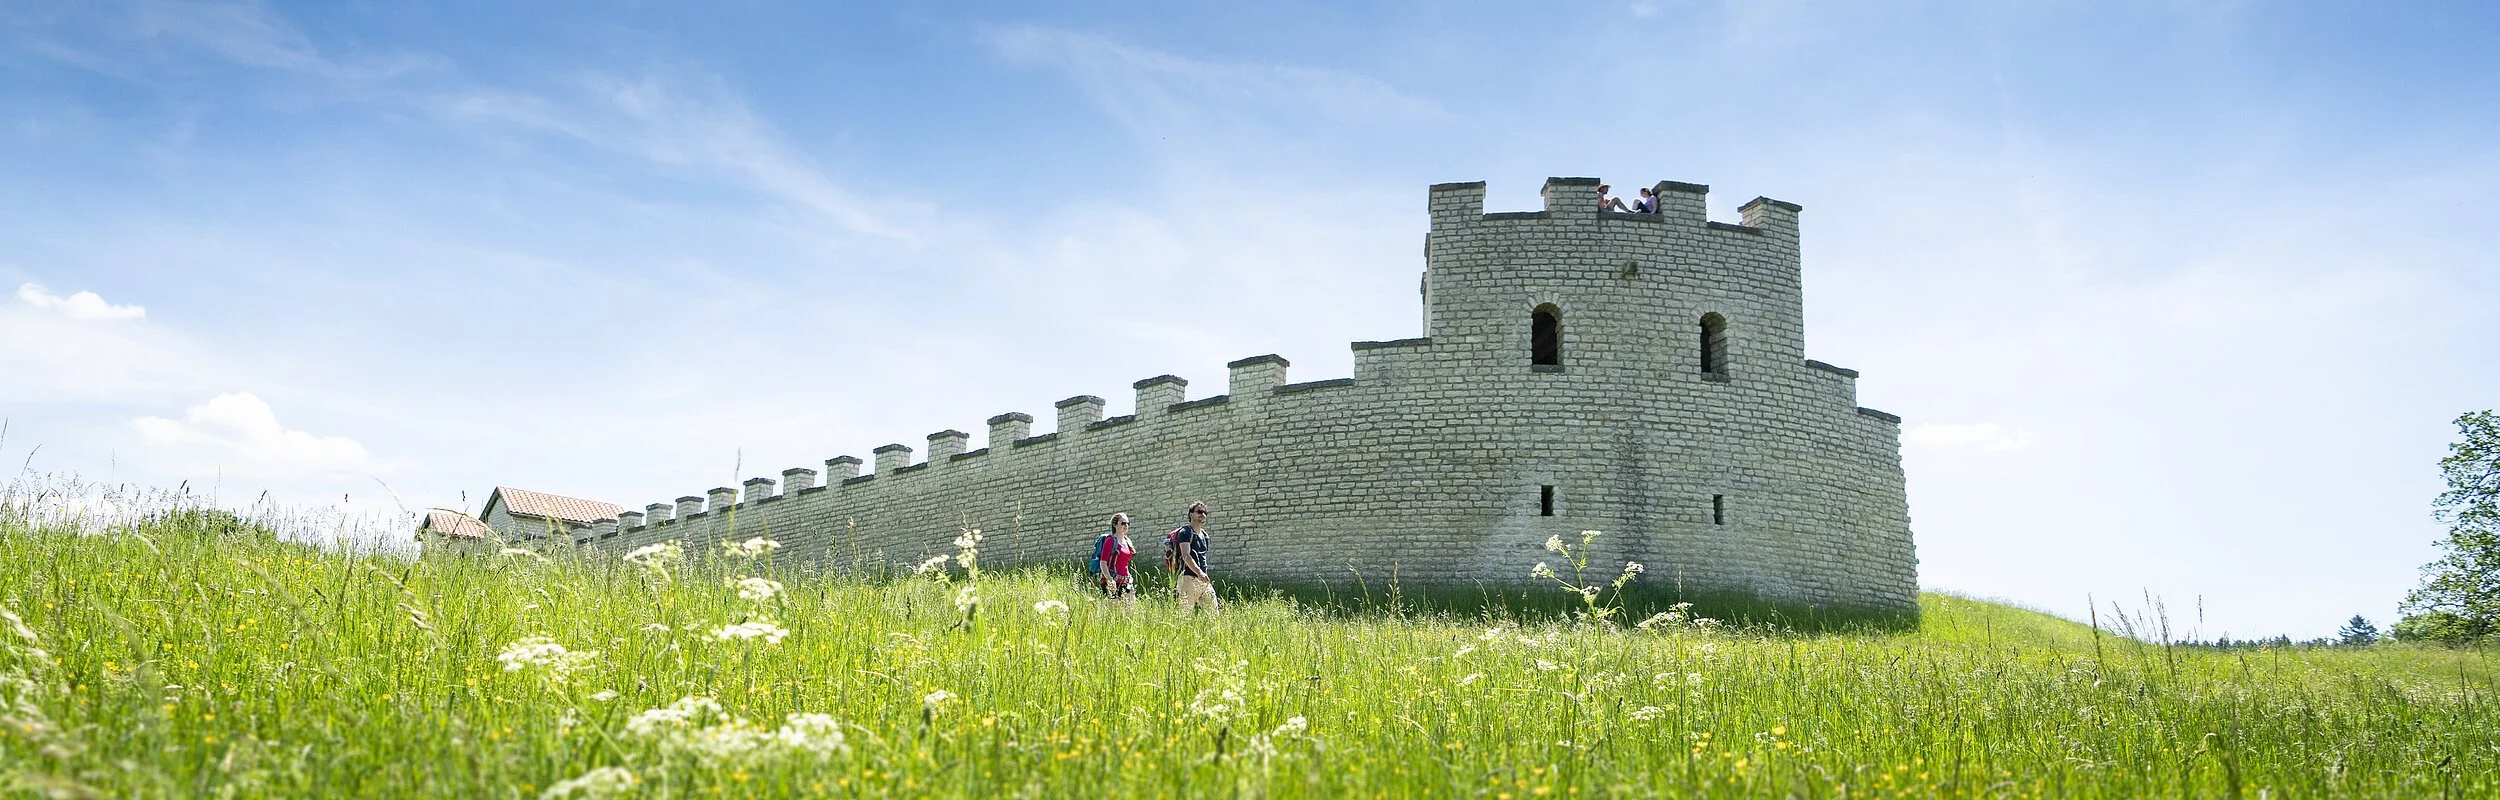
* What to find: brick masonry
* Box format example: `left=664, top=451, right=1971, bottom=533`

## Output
left=527, top=178, right=1917, bottom=612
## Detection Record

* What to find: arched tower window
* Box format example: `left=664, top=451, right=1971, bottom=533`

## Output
left=1531, top=304, right=1563, bottom=367
left=1699, top=313, right=1728, bottom=375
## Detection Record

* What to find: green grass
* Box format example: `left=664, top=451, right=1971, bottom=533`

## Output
left=2, top=508, right=2496, bottom=798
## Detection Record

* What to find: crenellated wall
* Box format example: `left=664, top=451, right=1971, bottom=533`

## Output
left=570, top=178, right=1918, bottom=612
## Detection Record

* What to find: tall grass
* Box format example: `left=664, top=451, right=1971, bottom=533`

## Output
left=1, top=496, right=2494, bottom=797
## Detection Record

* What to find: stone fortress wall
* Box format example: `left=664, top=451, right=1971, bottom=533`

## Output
left=574, top=177, right=1918, bottom=612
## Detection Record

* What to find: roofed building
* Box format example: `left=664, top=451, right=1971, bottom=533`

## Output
left=417, top=508, right=494, bottom=555
left=478, top=486, right=622, bottom=547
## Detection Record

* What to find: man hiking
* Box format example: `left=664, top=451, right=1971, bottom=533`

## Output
left=1167, top=502, right=1218, bottom=613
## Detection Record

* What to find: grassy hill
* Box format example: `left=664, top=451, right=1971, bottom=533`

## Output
left=1, top=508, right=2493, bottom=798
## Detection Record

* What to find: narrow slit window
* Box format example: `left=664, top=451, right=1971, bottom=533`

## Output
left=1540, top=485, right=1556, bottom=517
left=1712, top=494, right=1726, bottom=525
left=1699, top=313, right=1728, bottom=375
left=1532, top=304, right=1563, bottom=367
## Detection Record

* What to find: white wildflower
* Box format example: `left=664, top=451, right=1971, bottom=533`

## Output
left=922, top=689, right=954, bottom=713
left=499, top=547, right=548, bottom=562
left=627, top=696, right=726, bottom=737
left=1458, top=672, right=1484, bottom=686
left=540, top=766, right=636, bottom=799
left=1630, top=705, right=1667, bottom=722
left=1273, top=716, right=1308, bottom=737
left=774, top=712, right=847, bottom=755
left=1190, top=685, right=1246, bottom=719
left=1033, top=599, right=1069, bottom=617
left=721, top=537, right=781, bottom=558
left=952, top=529, right=983, bottom=551
left=1534, top=659, right=1561, bottom=672
left=681, top=722, right=771, bottom=761
left=1453, top=645, right=1477, bottom=659
left=495, top=636, right=597, bottom=681
left=1478, top=626, right=1508, bottom=642
left=1579, top=586, right=1601, bottom=602
left=1622, top=561, right=1645, bottom=576
left=590, top=690, right=620, bottom=702
left=953, top=585, right=981, bottom=614
left=1543, top=534, right=1567, bottom=554
left=913, top=554, right=950, bottom=575
left=1530, top=562, right=1555, bottom=580
left=712, top=619, right=790, bottom=645
left=639, top=623, right=671, bottom=633
left=622, top=541, right=683, bottom=575
left=729, top=577, right=784, bottom=602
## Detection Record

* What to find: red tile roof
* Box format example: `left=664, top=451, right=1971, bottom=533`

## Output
left=421, top=509, right=493, bottom=540
left=490, top=486, right=621, bottom=524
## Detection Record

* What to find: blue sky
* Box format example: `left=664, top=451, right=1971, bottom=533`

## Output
left=4, top=1, right=2496, bottom=639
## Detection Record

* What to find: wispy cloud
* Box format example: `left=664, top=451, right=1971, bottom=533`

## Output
left=435, top=72, right=919, bottom=239
left=17, top=0, right=445, bottom=82
left=984, top=26, right=1448, bottom=152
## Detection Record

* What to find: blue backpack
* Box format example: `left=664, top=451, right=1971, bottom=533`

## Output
left=1087, top=533, right=1113, bottom=575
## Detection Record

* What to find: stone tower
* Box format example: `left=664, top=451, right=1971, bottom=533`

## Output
left=541, top=177, right=1918, bottom=613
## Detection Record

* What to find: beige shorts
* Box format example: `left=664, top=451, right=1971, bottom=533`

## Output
left=1178, top=574, right=1219, bottom=612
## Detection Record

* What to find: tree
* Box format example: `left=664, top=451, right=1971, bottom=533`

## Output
left=2399, top=410, right=2500, bottom=644
left=2336, top=615, right=2378, bottom=646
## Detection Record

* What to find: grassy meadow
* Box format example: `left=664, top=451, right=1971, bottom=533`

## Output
left=2, top=506, right=2496, bottom=798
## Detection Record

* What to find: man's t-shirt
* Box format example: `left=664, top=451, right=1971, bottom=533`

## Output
left=1171, top=525, right=1209, bottom=577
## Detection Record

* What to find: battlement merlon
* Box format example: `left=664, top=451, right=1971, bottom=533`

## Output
left=1134, top=375, right=1187, bottom=418
left=706, top=486, right=737, bottom=512
left=1651, top=180, right=1708, bottom=222
left=1056, top=395, right=1106, bottom=436
left=1540, top=176, right=1601, bottom=215
left=1739, top=196, right=1802, bottom=248
left=986, top=413, right=1033, bottom=449
left=825, top=455, right=862, bottom=481
left=926, top=430, right=970, bottom=466
left=1227, top=354, right=1289, bottom=399
left=1428, top=181, right=1487, bottom=226
left=742, top=476, right=776, bottom=503
left=782, top=467, right=819, bottom=492
left=872, top=444, right=912, bottom=476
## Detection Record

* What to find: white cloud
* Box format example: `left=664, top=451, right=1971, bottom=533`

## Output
left=130, top=393, right=378, bottom=476
left=16, top=282, right=146, bottom=321
left=1902, top=422, right=2037, bottom=452
left=0, top=285, right=208, bottom=404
